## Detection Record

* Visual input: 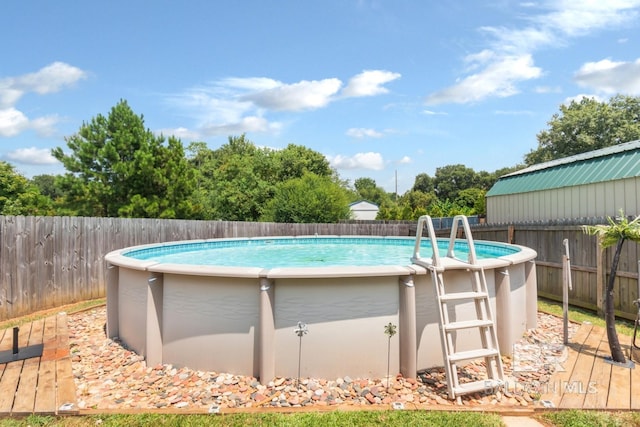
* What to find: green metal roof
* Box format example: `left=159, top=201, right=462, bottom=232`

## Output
left=487, top=140, right=640, bottom=197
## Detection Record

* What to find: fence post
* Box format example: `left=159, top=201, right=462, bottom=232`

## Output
left=596, top=243, right=604, bottom=316
left=562, top=239, right=572, bottom=345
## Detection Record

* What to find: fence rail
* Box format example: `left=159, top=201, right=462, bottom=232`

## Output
left=1, top=216, right=638, bottom=321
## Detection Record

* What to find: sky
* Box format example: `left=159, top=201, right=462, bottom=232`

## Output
left=2, top=1, right=640, bottom=195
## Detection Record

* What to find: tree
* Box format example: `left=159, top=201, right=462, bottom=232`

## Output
left=376, top=201, right=400, bottom=220
left=52, top=100, right=196, bottom=218
left=0, top=162, right=53, bottom=215
left=455, top=188, right=486, bottom=215
left=117, top=136, right=198, bottom=219
left=433, top=164, right=478, bottom=201
left=273, top=144, right=333, bottom=181
left=31, top=174, right=64, bottom=200
left=395, top=190, right=437, bottom=220
left=583, top=212, right=640, bottom=364
left=526, top=95, right=640, bottom=165
left=261, top=173, right=351, bottom=223
left=188, top=136, right=341, bottom=221
left=412, top=173, right=434, bottom=193
left=198, top=135, right=276, bottom=221
left=353, top=177, right=389, bottom=206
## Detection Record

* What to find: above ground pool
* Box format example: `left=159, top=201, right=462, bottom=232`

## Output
left=105, top=231, right=537, bottom=384
left=122, top=236, right=520, bottom=268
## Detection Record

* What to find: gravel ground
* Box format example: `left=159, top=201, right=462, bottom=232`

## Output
left=68, top=306, right=577, bottom=411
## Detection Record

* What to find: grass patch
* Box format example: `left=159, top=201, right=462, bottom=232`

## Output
left=539, top=409, right=640, bottom=426
left=0, top=411, right=504, bottom=427
left=0, top=298, right=105, bottom=330
left=538, top=298, right=636, bottom=337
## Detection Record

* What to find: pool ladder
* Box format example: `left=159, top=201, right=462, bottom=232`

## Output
left=412, top=215, right=504, bottom=401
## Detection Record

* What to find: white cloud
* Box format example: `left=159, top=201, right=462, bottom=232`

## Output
left=155, top=127, right=202, bottom=140
left=574, top=58, right=640, bottom=95
left=427, top=1, right=640, bottom=105
left=30, top=115, right=59, bottom=137
left=563, top=94, right=604, bottom=105
left=0, top=87, right=22, bottom=109
left=328, top=152, right=385, bottom=170
left=0, top=62, right=86, bottom=138
left=12, top=62, right=87, bottom=95
left=346, top=128, right=384, bottom=138
left=168, top=70, right=398, bottom=137
left=5, top=147, right=59, bottom=165
left=426, top=55, right=542, bottom=105
left=398, top=156, right=412, bottom=164
left=422, top=109, right=447, bottom=115
left=494, top=110, right=534, bottom=116
left=0, top=108, right=29, bottom=137
left=542, top=1, right=640, bottom=39
left=201, top=116, right=282, bottom=136
left=246, top=78, right=342, bottom=111
left=341, top=70, right=400, bottom=98
left=0, top=62, right=86, bottom=109
left=534, top=85, right=562, bottom=93
left=221, top=77, right=282, bottom=91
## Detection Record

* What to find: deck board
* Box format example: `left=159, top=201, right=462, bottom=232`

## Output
left=56, top=357, right=77, bottom=412
left=559, top=325, right=602, bottom=408
left=12, top=320, right=46, bottom=414
left=540, top=322, right=593, bottom=407
left=606, top=347, right=632, bottom=410
left=33, top=359, right=56, bottom=414
left=0, top=328, right=8, bottom=351
left=0, top=361, right=21, bottom=412
left=12, top=357, right=39, bottom=414
left=581, top=331, right=611, bottom=409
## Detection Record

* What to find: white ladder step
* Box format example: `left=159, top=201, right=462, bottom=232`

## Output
left=444, top=319, right=494, bottom=331
left=453, top=379, right=503, bottom=396
left=449, top=348, right=500, bottom=363
left=439, top=291, right=488, bottom=301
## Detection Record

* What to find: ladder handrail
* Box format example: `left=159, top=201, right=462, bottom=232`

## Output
left=413, top=215, right=479, bottom=267
left=413, top=215, right=441, bottom=267
left=447, top=215, right=478, bottom=265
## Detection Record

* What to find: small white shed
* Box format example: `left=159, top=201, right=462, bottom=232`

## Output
left=349, top=200, right=379, bottom=220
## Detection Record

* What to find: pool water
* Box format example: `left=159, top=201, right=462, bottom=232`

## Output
left=125, top=237, right=519, bottom=269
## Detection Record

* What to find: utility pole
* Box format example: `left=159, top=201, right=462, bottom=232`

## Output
left=395, top=169, right=398, bottom=200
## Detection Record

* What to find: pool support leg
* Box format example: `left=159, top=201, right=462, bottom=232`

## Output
left=399, top=276, right=417, bottom=379
left=495, top=268, right=512, bottom=354
left=525, top=260, right=538, bottom=330
left=146, top=273, right=163, bottom=367
left=106, top=263, right=119, bottom=339
left=259, top=278, right=276, bottom=383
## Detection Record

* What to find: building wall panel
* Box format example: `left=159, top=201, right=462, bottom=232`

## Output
left=488, top=176, right=640, bottom=223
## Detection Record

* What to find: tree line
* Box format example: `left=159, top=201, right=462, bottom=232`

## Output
left=2, top=95, right=640, bottom=222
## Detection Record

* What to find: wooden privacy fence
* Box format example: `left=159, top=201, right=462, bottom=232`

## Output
left=0, top=216, right=411, bottom=321
left=1, top=216, right=638, bottom=321
left=471, top=223, right=640, bottom=321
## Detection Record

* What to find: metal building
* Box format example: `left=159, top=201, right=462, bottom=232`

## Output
left=486, top=139, right=640, bottom=223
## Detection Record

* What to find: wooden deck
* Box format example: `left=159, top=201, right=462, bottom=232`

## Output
left=0, top=313, right=78, bottom=415
left=540, top=322, right=640, bottom=410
